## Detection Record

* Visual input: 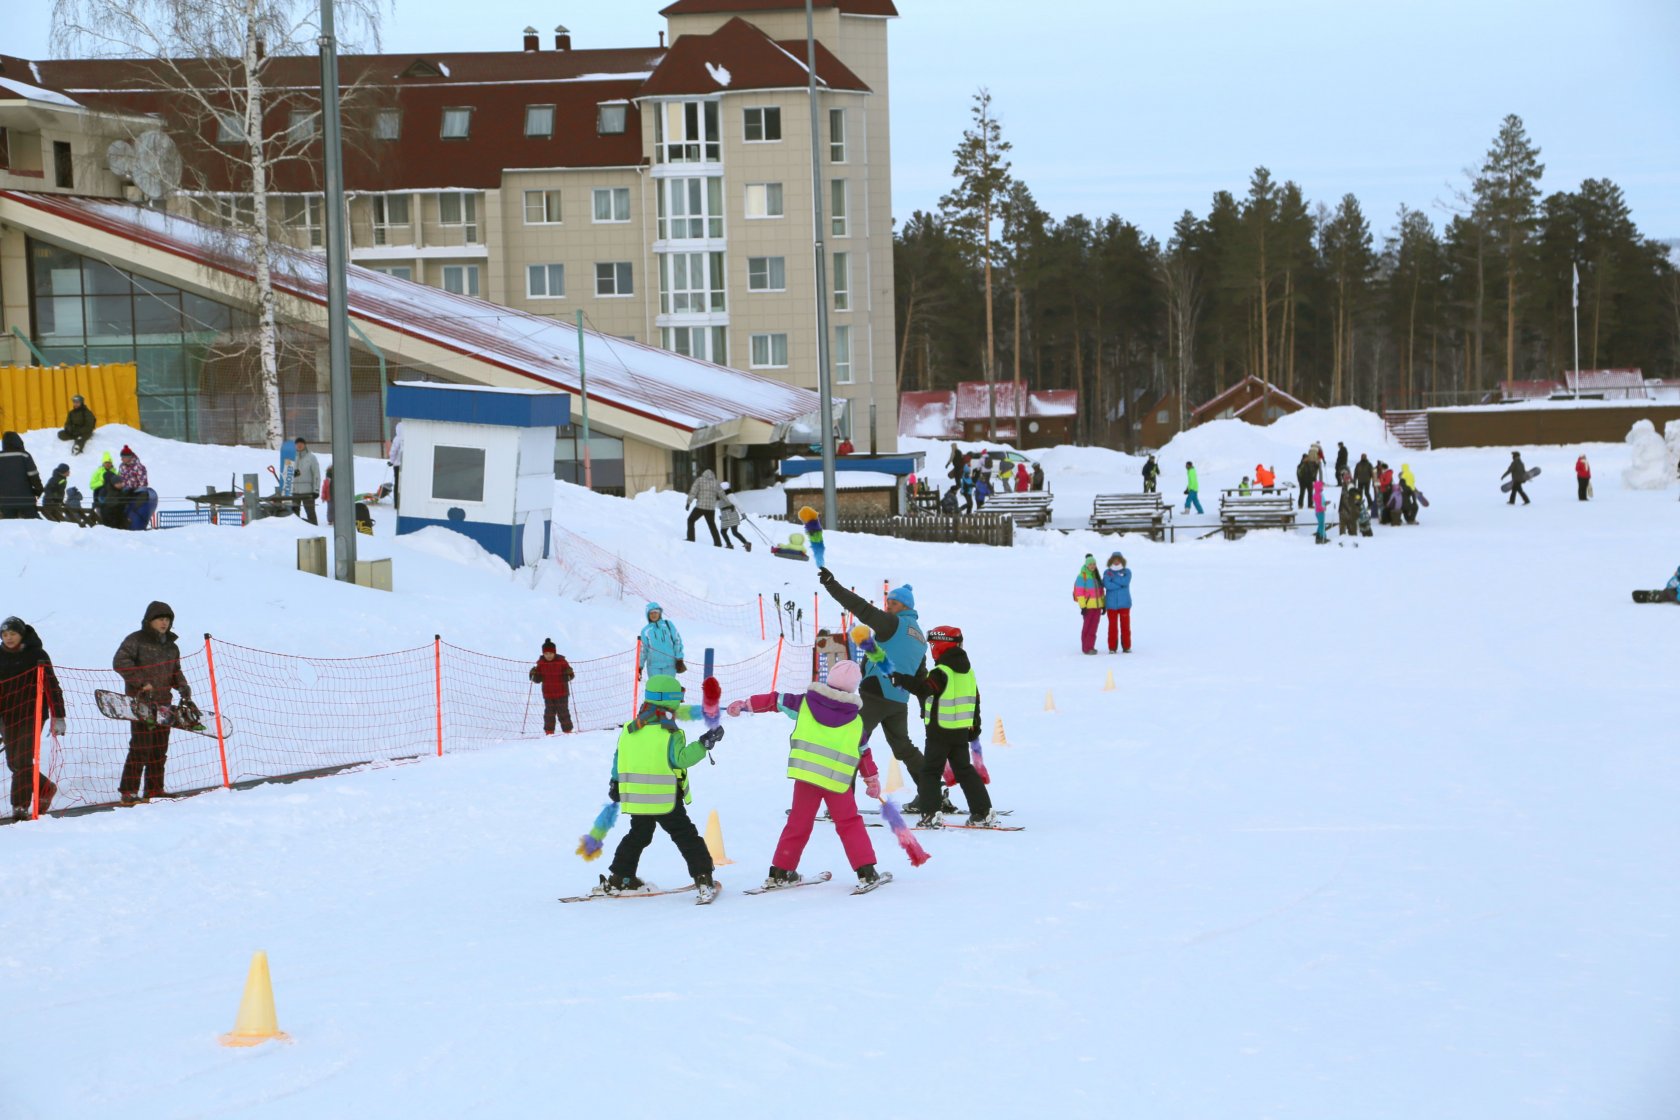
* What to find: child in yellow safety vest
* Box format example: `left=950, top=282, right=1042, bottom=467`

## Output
left=729, top=659, right=882, bottom=888
left=890, top=625, right=996, bottom=828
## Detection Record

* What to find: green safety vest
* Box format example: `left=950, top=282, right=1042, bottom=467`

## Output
left=924, top=665, right=979, bottom=730
left=786, top=700, right=864, bottom=793
left=615, top=721, right=687, bottom=815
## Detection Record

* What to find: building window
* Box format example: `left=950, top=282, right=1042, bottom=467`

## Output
left=743, top=106, right=781, bottom=142
left=53, top=142, right=73, bottom=189
left=830, top=179, right=848, bottom=237
left=657, top=177, right=723, bottom=240
left=287, top=109, right=317, bottom=144
left=438, top=192, right=479, bottom=242
left=371, top=265, right=413, bottom=281
left=374, top=108, right=401, bottom=141
left=834, top=324, right=853, bottom=384
left=832, top=251, right=850, bottom=311
left=659, top=251, right=726, bottom=314
left=440, top=107, right=472, bottom=139
left=432, top=445, right=486, bottom=502
left=592, top=187, right=631, bottom=223
left=527, top=263, right=565, bottom=299
left=283, top=195, right=325, bottom=248
left=654, top=99, right=720, bottom=164
left=745, top=182, right=784, bottom=220
left=555, top=424, right=626, bottom=493
left=525, top=105, right=555, bottom=138
left=441, top=264, right=480, bottom=296
left=747, top=256, right=785, bottom=292
left=215, top=112, right=246, bottom=144
left=595, top=262, right=633, bottom=297
left=661, top=325, right=727, bottom=365
left=750, top=333, right=789, bottom=369
left=211, top=194, right=255, bottom=227
left=829, top=107, right=846, bottom=163
left=598, top=103, right=628, bottom=134
left=371, top=194, right=410, bottom=245
left=523, top=189, right=563, bottom=225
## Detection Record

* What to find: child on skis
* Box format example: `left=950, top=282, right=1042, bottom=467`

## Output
left=729, top=659, right=882, bottom=889
left=891, top=625, right=995, bottom=828
left=601, top=675, right=723, bottom=896
left=528, top=639, right=575, bottom=734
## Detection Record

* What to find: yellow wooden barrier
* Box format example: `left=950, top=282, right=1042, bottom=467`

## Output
left=0, top=363, right=141, bottom=433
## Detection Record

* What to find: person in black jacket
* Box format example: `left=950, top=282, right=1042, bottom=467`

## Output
left=0, top=617, right=65, bottom=820
left=1503, top=451, right=1531, bottom=506
left=1295, top=453, right=1316, bottom=509
left=0, top=432, right=43, bottom=519
left=112, top=601, right=196, bottom=804
left=1141, top=455, right=1160, bottom=493
left=56, top=395, right=96, bottom=454
left=1354, top=453, right=1374, bottom=505
left=890, top=625, right=994, bottom=827
left=1334, top=442, right=1349, bottom=484
left=40, top=464, right=71, bottom=522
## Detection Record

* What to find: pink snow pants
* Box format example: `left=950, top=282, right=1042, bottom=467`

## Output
left=773, top=780, right=877, bottom=872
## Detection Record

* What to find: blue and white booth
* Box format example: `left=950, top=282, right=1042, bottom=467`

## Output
left=386, top=381, right=570, bottom=566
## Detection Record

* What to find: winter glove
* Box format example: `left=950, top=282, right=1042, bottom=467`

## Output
left=50, top=717, right=66, bottom=737
left=176, top=699, right=203, bottom=727
left=817, top=566, right=838, bottom=589
left=608, top=780, right=620, bottom=803
left=726, top=700, right=746, bottom=718
left=528, top=667, right=542, bottom=684
left=889, top=671, right=915, bottom=689
left=864, top=773, right=882, bottom=800
left=674, top=659, right=687, bottom=675
left=698, top=726, right=724, bottom=751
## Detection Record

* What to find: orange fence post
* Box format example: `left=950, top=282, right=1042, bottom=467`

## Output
left=813, top=592, right=818, bottom=637
left=31, top=665, right=44, bottom=820
left=204, top=634, right=232, bottom=789
left=758, top=594, right=765, bottom=641
left=771, top=635, right=784, bottom=692
left=881, top=579, right=889, bottom=609
left=434, top=635, right=444, bottom=757
left=630, top=638, right=642, bottom=719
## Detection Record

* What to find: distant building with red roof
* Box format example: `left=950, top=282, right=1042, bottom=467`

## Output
left=897, top=382, right=1078, bottom=448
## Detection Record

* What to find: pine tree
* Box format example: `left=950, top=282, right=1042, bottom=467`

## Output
left=1474, top=114, right=1545, bottom=383
left=939, top=88, right=1013, bottom=438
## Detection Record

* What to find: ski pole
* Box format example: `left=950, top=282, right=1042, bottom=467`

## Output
left=520, top=679, right=534, bottom=734
left=774, top=593, right=785, bottom=637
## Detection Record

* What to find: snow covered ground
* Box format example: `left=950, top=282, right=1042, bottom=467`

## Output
left=2, top=410, right=1677, bottom=1118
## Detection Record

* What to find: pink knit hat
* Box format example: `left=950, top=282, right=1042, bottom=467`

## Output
left=826, top=660, right=862, bottom=693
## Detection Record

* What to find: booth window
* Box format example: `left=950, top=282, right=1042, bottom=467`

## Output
left=432, top=445, right=486, bottom=501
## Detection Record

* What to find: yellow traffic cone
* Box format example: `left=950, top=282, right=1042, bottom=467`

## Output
left=992, top=717, right=1010, bottom=746
left=219, top=951, right=291, bottom=1047
left=884, top=756, right=904, bottom=794
left=703, top=809, right=735, bottom=866
left=1103, top=670, right=1116, bottom=692
left=1044, top=690, right=1056, bottom=712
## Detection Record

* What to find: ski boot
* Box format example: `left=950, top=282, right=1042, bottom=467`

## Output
left=763, top=865, right=801, bottom=890
left=601, top=872, right=645, bottom=896
left=694, top=871, right=718, bottom=904
left=916, top=812, right=942, bottom=830
left=855, top=863, right=880, bottom=886
left=968, top=809, right=998, bottom=828
left=939, top=793, right=960, bottom=814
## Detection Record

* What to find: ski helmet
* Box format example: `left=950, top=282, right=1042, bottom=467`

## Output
left=927, top=625, right=963, bottom=659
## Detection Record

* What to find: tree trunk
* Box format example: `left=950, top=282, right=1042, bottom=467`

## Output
left=1473, top=230, right=1485, bottom=391
left=983, top=196, right=996, bottom=440
left=896, top=285, right=917, bottom=390
left=1013, top=285, right=1023, bottom=441
left=245, top=25, right=283, bottom=449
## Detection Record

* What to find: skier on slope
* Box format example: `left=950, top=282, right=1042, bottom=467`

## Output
left=1141, top=455, right=1160, bottom=494
left=730, top=658, right=882, bottom=889
left=529, top=639, right=575, bottom=734
left=0, top=616, right=65, bottom=820
left=599, top=674, right=722, bottom=896
left=638, top=603, right=686, bottom=677
left=112, top=601, right=196, bottom=805
left=891, top=625, right=996, bottom=828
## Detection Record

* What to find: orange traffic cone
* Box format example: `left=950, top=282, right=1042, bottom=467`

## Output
left=1044, top=690, right=1056, bottom=712
left=219, top=951, right=291, bottom=1047
left=1103, top=670, right=1116, bottom=692
left=992, top=717, right=1010, bottom=746
left=884, top=756, right=904, bottom=794
left=703, top=809, right=735, bottom=866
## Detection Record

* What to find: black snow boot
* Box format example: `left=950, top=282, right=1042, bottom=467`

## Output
left=856, top=863, right=879, bottom=884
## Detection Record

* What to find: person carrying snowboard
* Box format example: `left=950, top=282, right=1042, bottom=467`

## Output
left=891, top=625, right=996, bottom=828
left=1503, top=451, right=1531, bottom=505
left=600, top=675, right=722, bottom=894
left=731, top=659, right=882, bottom=889
left=0, top=617, right=65, bottom=820
left=112, top=601, right=196, bottom=804
left=530, top=639, right=575, bottom=734
left=638, top=603, right=686, bottom=677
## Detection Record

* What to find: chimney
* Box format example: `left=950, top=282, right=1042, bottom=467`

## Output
left=555, top=25, right=571, bottom=51
left=522, top=26, right=539, bottom=52
left=658, top=31, right=666, bottom=48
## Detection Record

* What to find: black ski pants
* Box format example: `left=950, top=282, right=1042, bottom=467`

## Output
left=119, top=724, right=171, bottom=800
left=609, top=799, right=713, bottom=882
left=542, top=696, right=573, bottom=734
left=723, top=525, right=750, bottom=549
left=912, top=726, right=990, bottom=819
left=1577, top=477, right=1589, bottom=501
left=3, top=714, right=50, bottom=814
left=686, top=507, right=721, bottom=545
left=858, top=692, right=925, bottom=786
left=1508, top=481, right=1529, bottom=505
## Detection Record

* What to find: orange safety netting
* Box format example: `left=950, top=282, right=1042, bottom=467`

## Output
left=552, top=525, right=769, bottom=639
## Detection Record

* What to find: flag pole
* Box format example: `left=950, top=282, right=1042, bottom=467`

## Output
left=1571, top=262, right=1581, bottom=400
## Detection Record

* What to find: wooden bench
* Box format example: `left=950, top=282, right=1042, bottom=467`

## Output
left=908, top=491, right=941, bottom=514
left=1218, top=491, right=1297, bottom=540
left=979, top=491, right=1053, bottom=528
left=1088, top=493, right=1169, bottom=540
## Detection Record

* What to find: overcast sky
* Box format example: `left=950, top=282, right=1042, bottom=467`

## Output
left=13, top=0, right=1679, bottom=243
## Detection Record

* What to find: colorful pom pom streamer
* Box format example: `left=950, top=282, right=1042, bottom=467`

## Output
left=575, top=801, right=620, bottom=861
left=701, top=676, right=723, bottom=729
left=879, top=798, right=931, bottom=867
left=797, top=505, right=825, bottom=568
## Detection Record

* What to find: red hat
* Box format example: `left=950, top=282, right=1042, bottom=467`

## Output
left=120, top=445, right=135, bottom=457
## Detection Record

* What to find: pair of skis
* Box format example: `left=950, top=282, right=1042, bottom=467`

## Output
left=743, top=870, right=893, bottom=897
left=559, top=878, right=721, bottom=905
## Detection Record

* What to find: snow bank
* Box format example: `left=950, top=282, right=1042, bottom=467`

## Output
left=1621, top=419, right=1680, bottom=489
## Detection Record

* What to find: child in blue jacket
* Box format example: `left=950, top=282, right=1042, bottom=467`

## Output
left=1101, top=552, right=1133, bottom=653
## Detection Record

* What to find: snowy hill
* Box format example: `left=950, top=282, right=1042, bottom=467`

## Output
left=3, top=411, right=1678, bottom=1118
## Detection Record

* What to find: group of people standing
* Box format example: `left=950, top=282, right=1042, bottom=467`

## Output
left=937, top=446, right=1045, bottom=514
left=1, top=432, right=156, bottom=530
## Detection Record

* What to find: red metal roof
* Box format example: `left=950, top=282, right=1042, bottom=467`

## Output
left=661, top=0, right=898, bottom=16
left=639, top=18, right=869, bottom=97
left=1190, top=375, right=1307, bottom=419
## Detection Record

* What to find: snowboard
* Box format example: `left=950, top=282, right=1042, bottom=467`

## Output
left=744, top=870, right=833, bottom=896
left=279, top=439, right=297, bottom=497
left=1631, top=589, right=1677, bottom=604
left=857, top=807, right=1013, bottom=817
left=559, top=879, right=720, bottom=904
left=1500, top=466, right=1541, bottom=493
left=94, top=689, right=229, bottom=737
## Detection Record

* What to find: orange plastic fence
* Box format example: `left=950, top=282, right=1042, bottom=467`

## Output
left=4, top=635, right=816, bottom=818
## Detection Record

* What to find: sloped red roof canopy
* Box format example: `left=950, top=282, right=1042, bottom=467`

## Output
left=661, top=0, right=898, bottom=16
left=640, top=17, right=870, bottom=97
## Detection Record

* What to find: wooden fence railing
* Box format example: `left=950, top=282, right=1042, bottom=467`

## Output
left=788, top=513, right=1015, bottom=547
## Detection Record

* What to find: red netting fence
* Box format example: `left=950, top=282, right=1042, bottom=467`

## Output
left=552, top=525, right=770, bottom=639
left=2, top=634, right=816, bottom=819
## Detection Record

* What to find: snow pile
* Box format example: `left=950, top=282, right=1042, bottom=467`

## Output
left=1620, top=418, right=1679, bottom=489
left=1161, top=406, right=1390, bottom=488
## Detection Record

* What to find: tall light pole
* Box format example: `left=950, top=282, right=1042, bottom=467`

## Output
left=805, top=0, right=838, bottom=527
left=319, top=0, right=356, bottom=580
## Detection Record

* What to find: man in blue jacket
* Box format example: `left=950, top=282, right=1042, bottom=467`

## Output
left=638, top=603, right=686, bottom=677
left=817, top=571, right=948, bottom=811
left=1101, top=552, right=1133, bottom=653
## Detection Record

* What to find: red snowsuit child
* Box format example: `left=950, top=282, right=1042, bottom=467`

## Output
left=529, top=639, right=575, bottom=734
left=731, top=659, right=881, bottom=887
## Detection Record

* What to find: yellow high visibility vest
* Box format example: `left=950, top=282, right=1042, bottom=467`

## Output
left=786, top=700, right=864, bottom=793
left=616, top=722, right=685, bottom=815
left=924, top=666, right=978, bottom=730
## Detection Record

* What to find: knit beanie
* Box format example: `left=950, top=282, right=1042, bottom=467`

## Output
left=886, top=584, right=915, bottom=610
left=541, top=638, right=557, bottom=653
left=826, top=660, right=862, bottom=693
left=120, top=445, right=135, bottom=458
